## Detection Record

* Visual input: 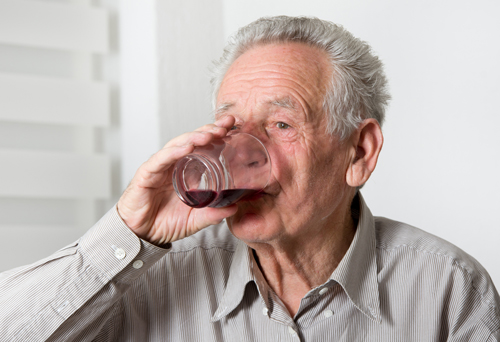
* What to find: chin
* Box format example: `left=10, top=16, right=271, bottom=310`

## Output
left=227, top=197, right=281, bottom=241
left=227, top=209, right=274, bottom=243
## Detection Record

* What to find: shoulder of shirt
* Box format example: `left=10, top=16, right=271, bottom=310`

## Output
left=169, top=220, right=239, bottom=254
left=374, top=216, right=499, bottom=310
left=374, top=216, right=480, bottom=271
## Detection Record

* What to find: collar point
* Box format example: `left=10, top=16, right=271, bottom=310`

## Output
left=211, top=305, right=227, bottom=323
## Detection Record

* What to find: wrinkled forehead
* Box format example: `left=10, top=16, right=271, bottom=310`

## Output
left=215, top=95, right=296, bottom=116
left=214, top=42, right=332, bottom=122
left=222, top=42, right=330, bottom=89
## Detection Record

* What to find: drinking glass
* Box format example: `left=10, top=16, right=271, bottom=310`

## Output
left=172, top=133, right=271, bottom=208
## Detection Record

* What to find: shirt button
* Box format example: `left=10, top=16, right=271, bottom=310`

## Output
left=319, top=287, right=328, bottom=295
left=114, top=248, right=126, bottom=260
left=56, top=300, right=69, bottom=313
left=288, top=326, right=297, bottom=336
left=262, top=307, right=268, bottom=316
left=324, top=309, right=334, bottom=318
left=132, top=260, right=144, bottom=269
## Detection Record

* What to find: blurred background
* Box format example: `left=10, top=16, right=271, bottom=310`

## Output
left=0, top=0, right=498, bottom=289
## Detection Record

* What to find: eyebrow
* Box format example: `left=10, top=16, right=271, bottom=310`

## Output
left=214, top=96, right=297, bottom=118
left=268, top=96, right=297, bottom=111
left=214, top=103, right=234, bottom=117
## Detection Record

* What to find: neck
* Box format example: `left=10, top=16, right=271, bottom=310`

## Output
left=250, top=197, right=358, bottom=317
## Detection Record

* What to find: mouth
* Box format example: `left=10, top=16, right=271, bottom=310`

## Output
left=262, top=183, right=280, bottom=198
left=233, top=183, right=278, bottom=206
left=236, top=188, right=273, bottom=205
left=240, top=189, right=265, bottom=202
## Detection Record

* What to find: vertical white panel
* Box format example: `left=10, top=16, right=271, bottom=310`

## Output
left=119, top=0, right=161, bottom=189
left=157, top=0, right=225, bottom=143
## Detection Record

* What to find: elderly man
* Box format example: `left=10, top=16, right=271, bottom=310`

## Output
left=1, top=16, right=499, bottom=342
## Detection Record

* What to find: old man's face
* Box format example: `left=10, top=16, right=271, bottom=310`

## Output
left=216, top=42, right=355, bottom=247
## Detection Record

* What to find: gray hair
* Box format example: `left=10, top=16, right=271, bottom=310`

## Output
left=210, top=16, right=391, bottom=140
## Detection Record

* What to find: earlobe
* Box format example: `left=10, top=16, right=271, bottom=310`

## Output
left=346, top=119, right=384, bottom=188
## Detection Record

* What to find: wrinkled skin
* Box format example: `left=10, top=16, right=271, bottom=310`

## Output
left=215, top=43, right=356, bottom=252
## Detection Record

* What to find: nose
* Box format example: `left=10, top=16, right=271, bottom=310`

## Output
left=245, top=149, right=269, bottom=169
left=235, top=121, right=269, bottom=145
left=234, top=123, right=272, bottom=171
left=224, top=132, right=271, bottom=173
left=227, top=143, right=270, bottom=189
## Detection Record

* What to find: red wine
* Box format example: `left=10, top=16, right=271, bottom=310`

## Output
left=184, top=190, right=217, bottom=208
left=210, top=189, right=262, bottom=208
left=183, top=189, right=262, bottom=208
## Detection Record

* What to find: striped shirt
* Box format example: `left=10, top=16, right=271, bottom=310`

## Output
left=0, top=194, right=499, bottom=341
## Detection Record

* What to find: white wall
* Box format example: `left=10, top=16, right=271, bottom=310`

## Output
left=223, top=0, right=500, bottom=287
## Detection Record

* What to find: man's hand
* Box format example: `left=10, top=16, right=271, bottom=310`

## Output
left=117, top=116, right=237, bottom=246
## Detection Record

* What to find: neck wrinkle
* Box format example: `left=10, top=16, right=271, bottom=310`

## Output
left=250, top=196, right=358, bottom=314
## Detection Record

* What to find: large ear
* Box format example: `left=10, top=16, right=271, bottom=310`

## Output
left=345, top=119, right=384, bottom=188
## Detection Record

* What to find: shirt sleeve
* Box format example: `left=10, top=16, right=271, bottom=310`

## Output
left=0, top=206, right=170, bottom=342
left=446, top=267, right=500, bottom=342
left=487, top=329, right=500, bottom=342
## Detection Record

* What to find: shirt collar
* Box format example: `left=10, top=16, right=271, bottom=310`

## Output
left=210, top=238, right=255, bottom=322
left=211, top=192, right=381, bottom=323
left=329, top=193, right=381, bottom=323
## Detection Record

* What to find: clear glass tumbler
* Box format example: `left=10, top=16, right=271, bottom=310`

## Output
left=172, top=133, right=271, bottom=208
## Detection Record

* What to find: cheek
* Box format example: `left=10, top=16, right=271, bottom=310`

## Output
left=296, top=139, right=348, bottom=195
left=267, top=142, right=301, bottom=183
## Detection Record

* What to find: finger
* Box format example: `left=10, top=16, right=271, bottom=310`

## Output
left=141, top=129, right=226, bottom=180
left=164, top=116, right=236, bottom=149
left=194, top=204, right=239, bottom=227
left=141, top=116, right=237, bottom=179
left=189, top=116, right=235, bottom=138
left=193, top=125, right=228, bottom=139
left=193, top=123, right=225, bottom=132
left=163, top=130, right=218, bottom=149
left=194, top=116, right=236, bottom=137
left=214, top=115, right=236, bottom=129
left=141, top=144, right=195, bottom=175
